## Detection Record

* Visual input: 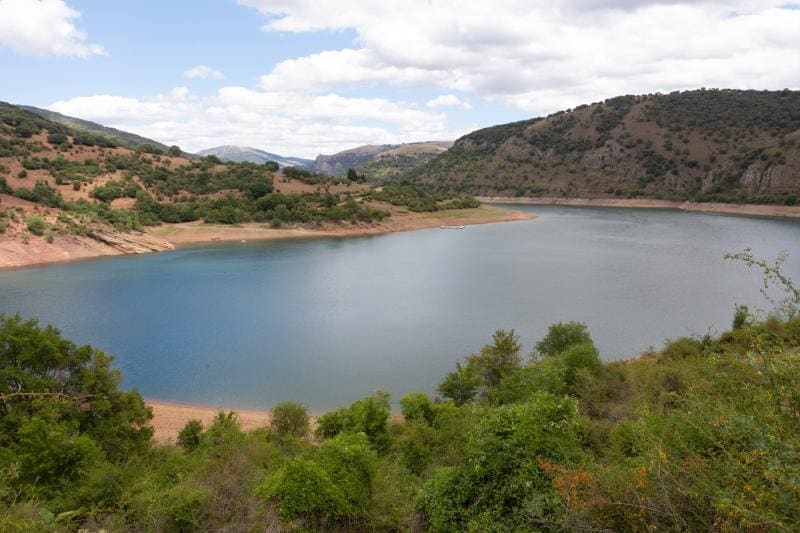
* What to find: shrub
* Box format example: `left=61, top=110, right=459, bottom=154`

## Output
left=469, top=329, right=522, bottom=388
left=177, top=419, right=203, bottom=452
left=315, top=392, right=390, bottom=452
left=399, top=391, right=434, bottom=425
left=536, top=321, right=593, bottom=357
left=561, top=341, right=602, bottom=389
left=661, top=337, right=704, bottom=360
left=270, top=401, right=309, bottom=439
left=398, top=420, right=435, bottom=475
left=25, top=215, right=46, bottom=236
left=259, top=433, right=376, bottom=524
left=437, top=360, right=480, bottom=405
left=418, top=392, right=583, bottom=531
left=202, top=412, right=242, bottom=448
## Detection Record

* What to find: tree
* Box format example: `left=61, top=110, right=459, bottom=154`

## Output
left=438, top=360, right=481, bottom=405
left=167, top=145, right=182, bottom=157
left=177, top=419, right=203, bottom=451
left=315, top=391, right=390, bottom=451
left=419, top=393, right=583, bottom=531
left=270, top=401, right=310, bottom=439
left=400, top=391, right=435, bottom=425
left=471, top=329, right=522, bottom=388
left=0, top=315, right=152, bottom=496
left=535, top=321, right=593, bottom=358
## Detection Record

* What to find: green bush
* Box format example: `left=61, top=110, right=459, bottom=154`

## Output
left=270, top=401, right=309, bottom=439
left=259, top=433, right=376, bottom=524
left=25, top=215, right=46, bottom=236
left=398, top=420, right=435, bottom=475
left=177, top=419, right=203, bottom=452
left=315, top=391, right=390, bottom=451
left=536, top=321, right=593, bottom=357
left=661, top=336, right=704, bottom=359
left=437, top=360, right=480, bottom=405
left=418, top=392, right=583, bottom=531
left=399, top=391, right=434, bottom=425
left=561, top=341, right=602, bottom=389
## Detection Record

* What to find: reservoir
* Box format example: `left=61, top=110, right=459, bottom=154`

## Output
left=0, top=205, right=798, bottom=410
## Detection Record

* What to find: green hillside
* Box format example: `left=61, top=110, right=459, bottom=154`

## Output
left=20, top=105, right=170, bottom=152
left=356, top=141, right=452, bottom=181
left=411, top=89, right=800, bottom=204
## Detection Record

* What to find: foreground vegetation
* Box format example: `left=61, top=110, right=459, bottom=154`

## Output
left=1, top=252, right=798, bottom=531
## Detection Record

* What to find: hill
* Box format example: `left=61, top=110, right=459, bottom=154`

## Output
left=196, top=145, right=312, bottom=167
left=308, top=141, right=453, bottom=178
left=20, top=105, right=171, bottom=152
left=355, top=141, right=453, bottom=181
left=0, top=102, right=490, bottom=267
left=308, top=144, right=397, bottom=176
left=411, top=89, right=800, bottom=204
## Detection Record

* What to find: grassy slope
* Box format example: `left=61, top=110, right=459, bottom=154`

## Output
left=19, top=105, right=170, bottom=151
left=356, top=142, right=452, bottom=181
left=411, top=89, right=800, bottom=204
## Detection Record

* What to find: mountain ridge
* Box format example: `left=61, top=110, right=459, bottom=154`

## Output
left=307, top=141, right=454, bottom=178
left=410, top=89, right=800, bottom=204
left=196, top=145, right=313, bottom=167
left=20, top=105, right=170, bottom=152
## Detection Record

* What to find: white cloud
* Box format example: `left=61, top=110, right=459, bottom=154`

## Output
left=184, top=65, right=225, bottom=79
left=47, top=87, right=464, bottom=157
left=426, top=94, right=472, bottom=110
left=240, top=1, right=800, bottom=114
left=0, top=0, right=105, bottom=57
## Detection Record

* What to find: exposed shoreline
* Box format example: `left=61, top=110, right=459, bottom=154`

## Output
left=0, top=205, right=534, bottom=270
left=148, top=400, right=273, bottom=444
left=477, top=196, right=800, bottom=219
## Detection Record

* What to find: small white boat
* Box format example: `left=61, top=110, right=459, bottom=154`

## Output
left=440, top=225, right=465, bottom=229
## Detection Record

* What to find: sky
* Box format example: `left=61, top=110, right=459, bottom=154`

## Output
left=0, top=0, right=798, bottom=158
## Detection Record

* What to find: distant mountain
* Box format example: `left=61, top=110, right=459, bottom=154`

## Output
left=411, top=89, right=800, bottom=204
left=356, top=141, right=453, bottom=181
left=308, top=141, right=454, bottom=179
left=20, top=105, right=170, bottom=151
left=308, top=144, right=396, bottom=176
left=196, top=146, right=313, bottom=167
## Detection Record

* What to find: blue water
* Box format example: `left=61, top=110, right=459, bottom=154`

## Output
left=0, top=205, right=798, bottom=410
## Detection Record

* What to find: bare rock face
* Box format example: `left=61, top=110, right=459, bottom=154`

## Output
left=86, top=228, right=174, bottom=254
left=701, top=171, right=718, bottom=191
left=583, top=140, right=624, bottom=169
left=740, top=164, right=797, bottom=193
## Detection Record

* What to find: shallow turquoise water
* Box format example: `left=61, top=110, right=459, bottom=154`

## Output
left=0, top=205, right=798, bottom=410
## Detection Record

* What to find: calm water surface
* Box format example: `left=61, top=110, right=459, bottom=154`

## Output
left=0, top=205, right=798, bottom=410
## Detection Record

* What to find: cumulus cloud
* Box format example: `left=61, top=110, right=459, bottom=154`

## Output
left=184, top=65, right=225, bottom=79
left=240, top=0, right=800, bottom=114
left=0, top=0, right=105, bottom=57
left=426, top=94, right=472, bottom=110
left=48, top=87, right=463, bottom=157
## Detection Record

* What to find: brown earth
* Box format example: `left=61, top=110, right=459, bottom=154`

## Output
left=478, top=196, right=800, bottom=219
left=147, top=204, right=534, bottom=246
left=0, top=204, right=534, bottom=268
left=148, top=401, right=272, bottom=444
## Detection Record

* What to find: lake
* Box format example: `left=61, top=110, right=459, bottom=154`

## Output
left=0, top=205, right=798, bottom=410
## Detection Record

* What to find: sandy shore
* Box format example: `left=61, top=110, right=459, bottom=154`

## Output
left=148, top=401, right=273, bottom=444
left=0, top=204, right=533, bottom=269
left=477, top=196, right=800, bottom=219
left=146, top=204, right=535, bottom=248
